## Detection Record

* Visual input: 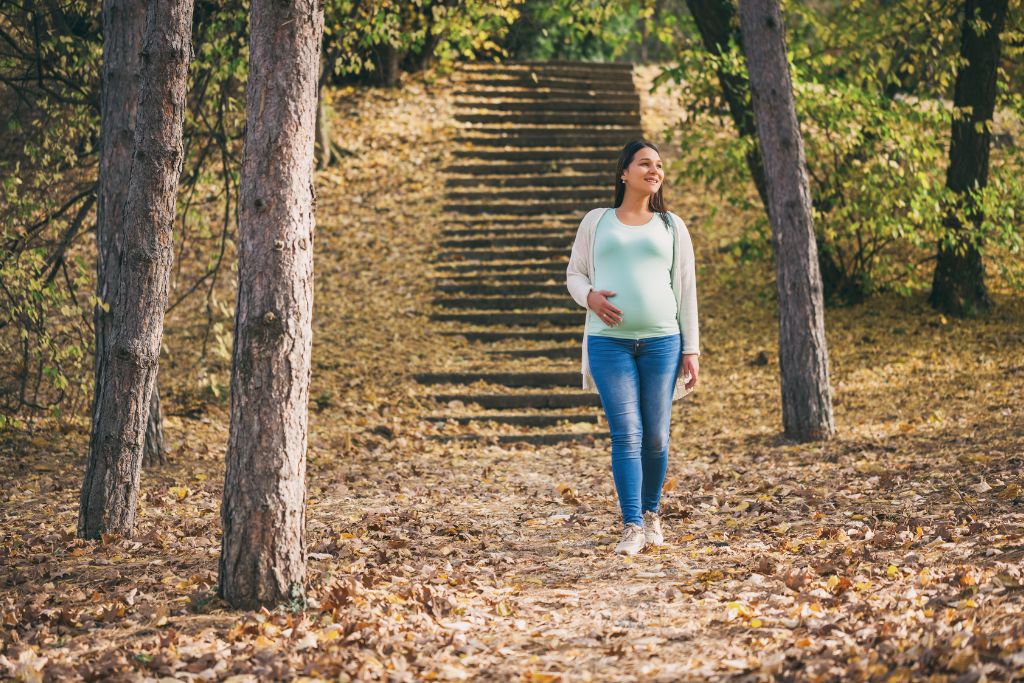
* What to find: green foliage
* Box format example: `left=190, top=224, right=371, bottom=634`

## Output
left=322, top=0, right=524, bottom=80
left=657, top=0, right=1024, bottom=304
left=506, top=0, right=685, bottom=62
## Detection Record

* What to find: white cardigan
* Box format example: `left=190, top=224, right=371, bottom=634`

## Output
left=565, top=207, right=700, bottom=401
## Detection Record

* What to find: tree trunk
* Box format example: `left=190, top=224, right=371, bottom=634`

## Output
left=738, top=0, right=835, bottom=442
left=78, top=0, right=194, bottom=539
left=685, top=0, right=770, bottom=212
left=142, top=379, right=167, bottom=467
left=929, top=0, right=1008, bottom=317
left=95, top=0, right=166, bottom=475
left=219, top=0, right=323, bottom=610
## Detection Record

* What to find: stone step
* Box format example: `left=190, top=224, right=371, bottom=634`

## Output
left=439, top=248, right=563, bottom=261
left=446, top=187, right=605, bottom=202
left=457, top=129, right=643, bottom=147
left=441, top=330, right=579, bottom=342
left=435, top=273, right=565, bottom=285
left=455, top=75, right=635, bottom=90
left=432, top=296, right=571, bottom=310
left=428, top=432, right=609, bottom=445
left=440, top=226, right=574, bottom=237
left=451, top=149, right=617, bottom=162
left=489, top=347, right=580, bottom=359
left=445, top=174, right=609, bottom=188
left=455, top=111, right=638, bottom=126
left=440, top=235, right=571, bottom=249
left=445, top=161, right=613, bottom=175
left=454, top=91, right=639, bottom=108
left=432, top=311, right=579, bottom=326
left=436, top=283, right=566, bottom=295
left=422, top=413, right=598, bottom=427
left=441, top=201, right=595, bottom=215
left=442, top=216, right=577, bottom=227
left=434, top=262, right=565, bottom=273
left=454, top=99, right=638, bottom=114
left=415, top=371, right=580, bottom=388
left=433, top=392, right=599, bottom=409
left=461, top=60, right=634, bottom=74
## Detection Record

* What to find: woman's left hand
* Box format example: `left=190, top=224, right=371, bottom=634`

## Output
left=682, top=354, right=699, bottom=390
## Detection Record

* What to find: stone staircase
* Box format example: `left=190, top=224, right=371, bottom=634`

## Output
left=418, top=60, right=643, bottom=445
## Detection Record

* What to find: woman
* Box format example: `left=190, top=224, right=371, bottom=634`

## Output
left=566, top=140, right=700, bottom=556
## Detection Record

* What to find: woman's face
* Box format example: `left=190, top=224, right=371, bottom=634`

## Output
left=621, top=149, right=664, bottom=196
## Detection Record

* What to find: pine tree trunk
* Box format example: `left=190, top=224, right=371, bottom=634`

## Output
left=738, top=0, right=835, bottom=442
left=78, top=0, right=194, bottom=539
left=929, top=0, right=1008, bottom=317
left=95, top=0, right=166, bottom=474
left=218, top=0, right=323, bottom=610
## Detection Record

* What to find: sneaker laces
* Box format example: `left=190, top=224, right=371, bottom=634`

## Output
left=622, top=524, right=644, bottom=542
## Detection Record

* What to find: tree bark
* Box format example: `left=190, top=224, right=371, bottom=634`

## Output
left=929, top=0, right=1008, bottom=317
left=219, top=0, right=323, bottom=610
left=94, top=0, right=167, bottom=475
left=738, top=0, right=835, bottom=442
left=78, top=0, right=194, bottom=539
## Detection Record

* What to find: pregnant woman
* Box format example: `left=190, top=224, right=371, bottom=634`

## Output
left=566, top=140, right=700, bottom=556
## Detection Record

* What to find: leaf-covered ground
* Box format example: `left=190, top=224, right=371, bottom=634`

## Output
left=2, top=65, right=1023, bottom=682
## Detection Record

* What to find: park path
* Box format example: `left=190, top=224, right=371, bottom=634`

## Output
left=414, top=60, right=646, bottom=445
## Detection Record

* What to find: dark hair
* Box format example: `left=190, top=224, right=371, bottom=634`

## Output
left=613, top=140, right=669, bottom=215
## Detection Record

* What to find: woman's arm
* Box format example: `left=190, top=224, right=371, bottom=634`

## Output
left=566, top=214, right=595, bottom=309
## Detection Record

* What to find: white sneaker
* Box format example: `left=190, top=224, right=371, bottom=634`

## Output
left=643, top=510, right=665, bottom=546
left=614, top=523, right=646, bottom=556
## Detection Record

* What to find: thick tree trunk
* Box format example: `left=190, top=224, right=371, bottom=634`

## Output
left=219, top=0, right=323, bottom=610
left=95, top=0, right=166, bottom=474
left=78, top=0, right=194, bottom=539
left=738, top=0, right=835, bottom=442
left=929, top=0, right=1008, bottom=317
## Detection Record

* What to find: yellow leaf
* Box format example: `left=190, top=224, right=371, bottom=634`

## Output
left=749, top=618, right=763, bottom=628
left=168, top=486, right=189, bottom=500
left=886, top=564, right=900, bottom=579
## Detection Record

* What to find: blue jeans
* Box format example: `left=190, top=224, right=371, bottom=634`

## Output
left=587, top=333, right=681, bottom=527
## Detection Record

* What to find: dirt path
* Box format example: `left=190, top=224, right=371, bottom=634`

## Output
left=2, top=65, right=1022, bottom=682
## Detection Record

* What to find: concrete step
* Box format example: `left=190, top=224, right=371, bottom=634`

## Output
left=428, top=432, right=609, bottom=445
left=432, top=296, right=572, bottom=311
left=445, top=161, right=613, bottom=175
left=455, top=75, right=635, bottom=90
left=440, top=225, right=573, bottom=237
left=433, top=392, right=599, bottom=409
left=432, top=311, right=579, bottom=326
left=441, top=330, right=579, bottom=342
left=451, top=149, right=618, bottom=162
left=415, top=371, right=580, bottom=388
left=442, top=216, right=577, bottom=227
left=457, top=129, right=643, bottom=147
left=455, top=111, right=638, bottom=126
left=436, top=283, right=566, bottom=295
left=460, top=60, right=634, bottom=75
left=440, top=235, right=571, bottom=249
left=434, top=262, right=566, bottom=273
left=423, top=413, right=598, bottom=427
left=454, top=98, right=638, bottom=113
left=445, top=174, right=609, bottom=188
left=441, top=201, right=596, bottom=215
left=438, top=248, right=563, bottom=261
left=489, top=347, right=580, bottom=359
left=446, top=187, right=605, bottom=202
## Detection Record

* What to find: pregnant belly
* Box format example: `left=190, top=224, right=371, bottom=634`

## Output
left=603, top=279, right=677, bottom=331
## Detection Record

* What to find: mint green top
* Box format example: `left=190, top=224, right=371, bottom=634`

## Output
left=586, top=209, right=679, bottom=339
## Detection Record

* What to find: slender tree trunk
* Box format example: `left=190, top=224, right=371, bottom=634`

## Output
left=738, top=0, right=835, bottom=442
left=78, top=0, right=194, bottom=539
left=95, top=0, right=166, bottom=474
left=142, top=382, right=167, bottom=467
left=219, top=0, right=323, bottom=610
left=929, top=0, right=1008, bottom=317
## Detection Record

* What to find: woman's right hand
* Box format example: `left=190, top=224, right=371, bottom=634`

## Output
left=587, top=289, right=622, bottom=326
